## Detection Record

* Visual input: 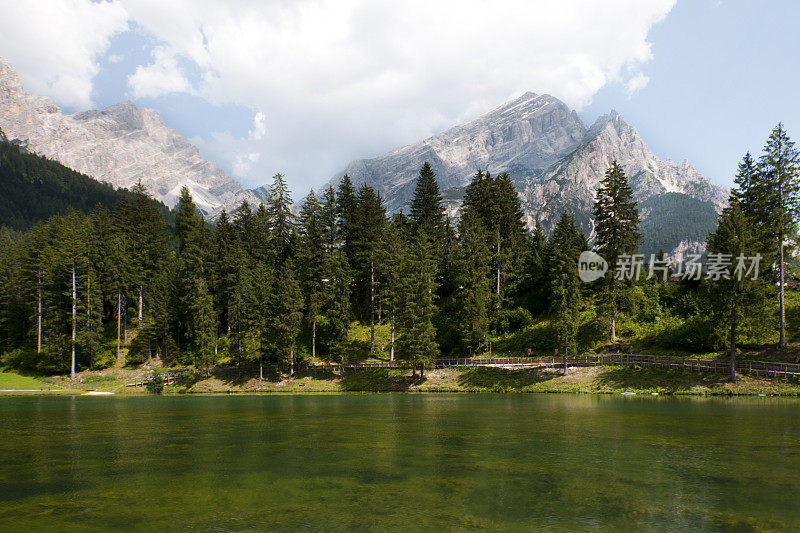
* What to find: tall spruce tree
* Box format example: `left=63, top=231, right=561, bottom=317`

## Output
left=267, top=174, right=296, bottom=265
left=547, top=213, right=584, bottom=363
left=454, top=211, right=492, bottom=355
left=592, top=160, right=641, bottom=342
left=707, top=203, right=768, bottom=381
left=409, top=162, right=445, bottom=238
left=298, top=190, right=326, bottom=359
left=188, top=277, right=217, bottom=373
left=396, top=229, right=439, bottom=376
left=757, top=124, right=800, bottom=348
left=272, top=263, right=303, bottom=374
left=336, top=174, right=358, bottom=265
left=378, top=213, right=410, bottom=361
left=461, top=170, right=526, bottom=301
left=350, top=184, right=386, bottom=352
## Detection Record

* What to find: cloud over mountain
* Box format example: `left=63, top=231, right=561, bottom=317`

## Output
left=0, top=0, right=675, bottom=190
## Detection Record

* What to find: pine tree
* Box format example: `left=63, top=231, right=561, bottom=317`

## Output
left=298, top=190, right=326, bottom=359
left=461, top=170, right=527, bottom=300
left=707, top=203, right=767, bottom=381
left=757, top=124, right=800, bottom=348
left=377, top=213, right=410, bottom=361
left=321, top=250, right=351, bottom=364
left=409, top=162, right=445, bottom=238
left=118, top=181, right=168, bottom=324
left=213, top=210, right=238, bottom=335
left=513, top=222, right=548, bottom=314
left=396, top=229, right=439, bottom=376
left=592, top=160, right=641, bottom=342
left=336, top=174, right=358, bottom=265
left=320, top=186, right=339, bottom=254
left=189, top=277, right=216, bottom=373
left=454, top=211, right=492, bottom=355
left=350, top=184, right=386, bottom=352
left=320, top=186, right=352, bottom=363
left=272, top=263, right=303, bottom=374
left=731, top=152, right=761, bottom=213
left=267, top=174, right=296, bottom=265
left=547, top=213, right=584, bottom=362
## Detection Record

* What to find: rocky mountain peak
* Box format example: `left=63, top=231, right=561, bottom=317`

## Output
left=0, top=57, right=261, bottom=215
left=331, top=91, right=588, bottom=211
left=0, top=57, right=25, bottom=101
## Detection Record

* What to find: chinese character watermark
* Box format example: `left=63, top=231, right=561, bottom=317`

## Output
left=578, top=252, right=761, bottom=282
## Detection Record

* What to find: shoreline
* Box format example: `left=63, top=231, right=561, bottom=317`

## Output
left=5, top=364, right=800, bottom=397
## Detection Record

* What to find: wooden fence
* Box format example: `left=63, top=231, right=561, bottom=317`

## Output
left=307, top=354, right=800, bottom=379
left=124, top=369, right=192, bottom=388
left=125, top=354, right=800, bottom=386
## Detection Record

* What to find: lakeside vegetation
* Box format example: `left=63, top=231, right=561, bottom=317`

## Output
left=1, top=124, right=799, bottom=391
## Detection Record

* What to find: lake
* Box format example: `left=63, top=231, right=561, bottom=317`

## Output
left=1, top=394, right=799, bottom=531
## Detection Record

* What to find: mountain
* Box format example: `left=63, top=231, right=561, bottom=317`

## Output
left=0, top=127, right=170, bottom=231
left=334, top=92, right=587, bottom=212
left=0, top=57, right=260, bottom=216
left=330, top=92, right=728, bottom=255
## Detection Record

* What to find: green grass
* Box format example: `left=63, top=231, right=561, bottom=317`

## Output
left=164, top=364, right=800, bottom=396
left=0, top=372, right=48, bottom=390
left=0, top=371, right=78, bottom=394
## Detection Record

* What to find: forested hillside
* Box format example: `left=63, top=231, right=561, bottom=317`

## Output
left=0, top=128, right=170, bottom=230
left=638, top=193, right=719, bottom=256
left=0, top=125, right=796, bottom=380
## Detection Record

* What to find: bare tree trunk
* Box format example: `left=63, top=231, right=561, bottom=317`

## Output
left=71, top=263, right=76, bottom=379
left=86, top=270, right=91, bottom=330
left=610, top=313, right=617, bottom=343
left=123, top=294, right=127, bottom=343
left=290, top=344, right=294, bottom=376
left=259, top=353, right=264, bottom=381
left=370, top=261, right=375, bottom=353
left=730, top=284, right=737, bottom=382
left=37, top=272, right=42, bottom=354
left=390, top=317, right=395, bottom=363
left=779, top=231, right=786, bottom=348
left=496, top=235, right=501, bottom=295
left=312, top=318, right=316, bottom=359
left=117, top=289, right=122, bottom=365
left=138, top=284, right=143, bottom=323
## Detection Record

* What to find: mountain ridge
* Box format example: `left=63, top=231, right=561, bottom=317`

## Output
left=329, top=92, right=728, bottom=256
left=0, top=56, right=259, bottom=215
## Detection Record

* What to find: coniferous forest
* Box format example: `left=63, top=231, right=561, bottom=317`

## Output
left=1, top=125, right=799, bottom=379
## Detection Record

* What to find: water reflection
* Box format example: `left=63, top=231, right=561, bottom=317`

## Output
left=1, top=394, right=799, bottom=530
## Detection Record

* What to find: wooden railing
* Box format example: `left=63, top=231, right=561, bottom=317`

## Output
left=124, top=355, right=800, bottom=386
left=306, top=354, right=800, bottom=379
left=124, top=369, right=192, bottom=388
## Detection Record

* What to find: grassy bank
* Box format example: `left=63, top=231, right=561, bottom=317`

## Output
left=169, top=365, right=800, bottom=396
left=0, top=372, right=78, bottom=394
left=4, top=364, right=800, bottom=397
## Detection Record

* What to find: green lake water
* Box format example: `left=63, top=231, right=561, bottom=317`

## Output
left=1, top=394, right=799, bottom=531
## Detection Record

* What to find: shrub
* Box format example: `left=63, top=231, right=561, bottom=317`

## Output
left=496, top=307, right=534, bottom=334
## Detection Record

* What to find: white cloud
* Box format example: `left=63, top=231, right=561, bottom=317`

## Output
left=625, top=73, right=650, bottom=95
left=0, top=0, right=676, bottom=189
left=108, top=54, right=124, bottom=64
left=128, top=46, right=193, bottom=98
left=0, top=0, right=128, bottom=109
left=119, top=0, right=675, bottom=188
left=249, top=112, right=266, bottom=140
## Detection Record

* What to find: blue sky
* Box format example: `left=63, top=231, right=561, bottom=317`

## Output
left=582, top=0, right=799, bottom=189
left=0, top=1, right=797, bottom=193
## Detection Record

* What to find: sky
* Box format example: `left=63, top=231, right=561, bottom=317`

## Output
left=0, top=0, right=797, bottom=193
